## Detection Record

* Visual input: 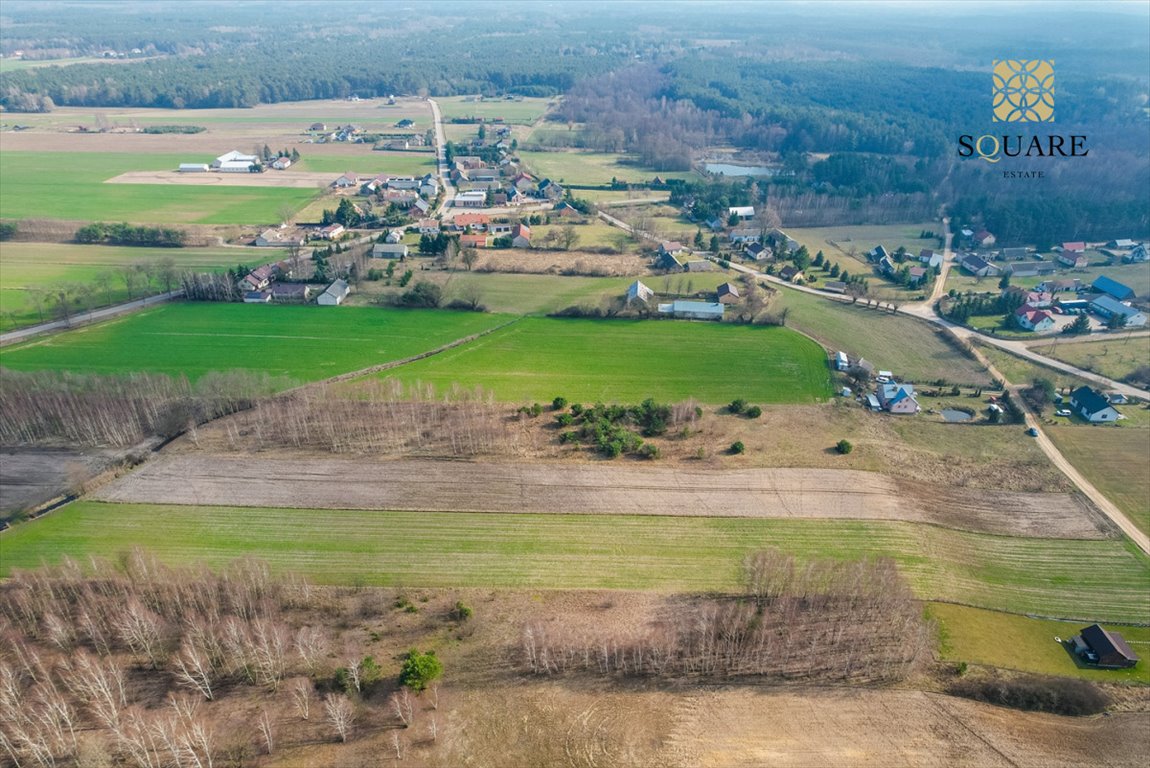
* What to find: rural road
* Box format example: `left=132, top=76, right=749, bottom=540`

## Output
left=427, top=98, right=455, bottom=218
left=0, top=290, right=184, bottom=347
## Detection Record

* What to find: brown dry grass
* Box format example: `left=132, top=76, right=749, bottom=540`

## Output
left=474, top=249, right=649, bottom=277
left=106, top=170, right=333, bottom=188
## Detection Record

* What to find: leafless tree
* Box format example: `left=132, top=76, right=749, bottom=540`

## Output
left=258, top=710, right=274, bottom=755
left=62, top=651, right=125, bottom=729
left=173, top=642, right=214, bottom=700
left=461, top=247, right=478, bottom=271
left=392, top=732, right=404, bottom=760
left=559, top=225, right=580, bottom=251
left=290, top=677, right=311, bottom=720
left=115, top=599, right=167, bottom=669
left=293, top=626, right=326, bottom=674
left=323, top=694, right=355, bottom=743
left=390, top=688, right=413, bottom=727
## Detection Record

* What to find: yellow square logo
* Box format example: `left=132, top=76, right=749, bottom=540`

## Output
left=993, top=60, right=1055, bottom=122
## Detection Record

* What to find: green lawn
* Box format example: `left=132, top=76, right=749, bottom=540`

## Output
left=3, top=503, right=1147, bottom=623
left=930, top=603, right=1149, bottom=683
left=436, top=96, right=555, bottom=125
left=518, top=150, right=699, bottom=186
left=1031, top=335, right=1150, bottom=385
left=973, top=342, right=1092, bottom=391
left=0, top=151, right=317, bottom=225
left=773, top=290, right=992, bottom=386
left=530, top=220, right=630, bottom=250
left=946, top=260, right=1150, bottom=298
left=0, top=303, right=508, bottom=382
left=430, top=273, right=641, bottom=315
left=0, top=243, right=242, bottom=330
left=381, top=316, right=834, bottom=404
left=296, top=152, right=435, bottom=176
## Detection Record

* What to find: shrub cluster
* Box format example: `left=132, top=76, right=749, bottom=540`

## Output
left=551, top=397, right=674, bottom=458
left=948, top=674, right=1111, bottom=716
left=75, top=221, right=186, bottom=247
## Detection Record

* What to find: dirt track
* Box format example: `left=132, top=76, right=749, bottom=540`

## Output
left=93, top=454, right=1114, bottom=538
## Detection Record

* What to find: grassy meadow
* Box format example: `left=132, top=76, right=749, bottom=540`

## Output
left=0, top=243, right=243, bottom=330
left=930, top=603, right=1150, bottom=684
left=4, top=502, right=1147, bottom=624
left=382, top=316, right=834, bottom=404
left=945, top=260, right=1150, bottom=298
left=1030, top=335, right=1150, bottom=385
left=0, top=303, right=508, bottom=382
left=0, top=151, right=318, bottom=225
left=518, top=150, right=699, bottom=186
left=774, top=290, right=993, bottom=386
left=436, top=96, right=555, bottom=124
left=295, top=152, right=435, bottom=176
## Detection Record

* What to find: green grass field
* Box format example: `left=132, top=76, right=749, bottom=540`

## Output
left=0, top=243, right=242, bottom=330
left=4, top=503, right=1147, bottom=623
left=436, top=96, right=555, bottom=125
left=0, top=303, right=508, bottom=382
left=973, top=342, right=1091, bottom=391
left=1031, top=335, right=1150, bottom=385
left=930, top=603, right=1150, bottom=683
left=430, top=273, right=642, bottom=315
left=518, top=150, right=699, bottom=186
left=1046, top=420, right=1150, bottom=538
left=296, top=152, right=435, bottom=176
left=0, top=152, right=318, bottom=225
left=381, top=316, right=833, bottom=404
left=773, top=290, right=992, bottom=386
left=531, top=220, right=630, bottom=250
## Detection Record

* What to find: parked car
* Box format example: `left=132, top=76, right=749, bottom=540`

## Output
left=1026, top=427, right=1040, bottom=437
left=1056, top=409, right=1072, bottom=417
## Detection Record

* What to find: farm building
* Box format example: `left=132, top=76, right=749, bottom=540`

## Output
left=332, top=172, right=359, bottom=189
left=918, top=249, right=943, bottom=268
left=384, top=229, right=404, bottom=244
left=823, top=280, right=847, bottom=294
left=625, top=280, right=654, bottom=304
left=1090, top=295, right=1147, bottom=328
left=1069, top=386, right=1121, bottom=423
left=907, top=267, right=928, bottom=286
left=212, top=150, right=258, bottom=168
left=271, top=283, right=311, bottom=302
left=867, top=245, right=889, bottom=264
left=319, top=224, right=345, bottom=240
left=972, top=229, right=996, bottom=247
left=1092, top=276, right=1136, bottom=301
left=178, top=163, right=209, bottom=172
left=1000, top=247, right=1029, bottom=260
left=219, top=160, right=255, bottom=173
left=778, top=265, right=804, bottom=283
left=959, top=254, right=1001, bottom=277
left=716, top=282, right=741, bottom=304
left=372, top=243, right=409, bottom=259
left=454, top=190, right=488, bottom=208
left=1008, top=261, right=1056, bottom=278
left=1036, top=278, right=1082, bottom=294
left=657, top=300, right=725, bottom=321
left=243, top=290, right=272, bottom=303
left=452, top=213, right=490, bottom=231
left=1061, top=241, right=1086, bottom=253
left=1123, top=244, right=1147, bottom=263
left=729, top=228, right=760, bottom=243
left=317, top=279, right=351, bottom=306
left=1072, top=624, right=1140, bottom=669
left=271, top=157, right=293, bottom=170
left=728, top=206, right=755, bottom=220
left=460, top=234, right=487, bottom=248
left=255, top=228, right=304, bottom=248
left=1057, top=252, right=1088, bottom=269
left=835, top=351, right=849, bottom=371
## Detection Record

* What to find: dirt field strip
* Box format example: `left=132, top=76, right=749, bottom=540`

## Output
left=92, top=454, right=1112, bottom=539
left=106, top=170, right=334, bottom=188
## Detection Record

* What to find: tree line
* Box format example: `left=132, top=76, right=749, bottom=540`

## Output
left=74, top=222, right=187, bottom=248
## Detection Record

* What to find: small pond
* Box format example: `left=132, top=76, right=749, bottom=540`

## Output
left=941, top=409, right=974, bottom=423
left=704, top=162, right=778, bottom=177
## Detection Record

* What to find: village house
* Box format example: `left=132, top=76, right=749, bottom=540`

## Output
left=1014, top=305, right=1055, bottom=332
left=332, top=172, right=359, bottom=189
left=1107, top=239, right=1137, bottom=249
left=959, top=253, right=1000, bottom=277
left=625, top=280, right=654, bottom=304
left=918, top=249, right=943, bottom=268
left=657, top=300, right=725, bottom=321
left=1057, top=251, right=1088, bottom=269
left=453, top=190, right=488, bottom=208
left=729, top=228, right=760, bottom=244
left=511, top=223, right=532, bottom=248
left=867, top=245, right=889, bottom=264
left=271, top=156, right=292, bottom=170
left=537, top=178, right=564, bottom=200
left=1036, top=278, right=1082, bottom=294
left=372, top=243, right=409, bottom=259
left=744, top=241, right=768, bottom=260
left=317, top=279, right=350, bottom=306
left=319, top=223, right=345, bottom=240
left=460, top=233, right=487, bottom=249
left=1092, top=275, right=1136, bottom=301
left=384, top=229, right=404, bottom=244
left=1069, top=386, right=1121, bottom=423
left=1061, top=241, right=1086, bottom=253
left=1071, top=625, right=1140, bottom=669
left=972, top=229, right=996, bottom=248
left=418, top=219, right=441, bottom=235
left=716, top=282, right=741, bottom=304
left=1090, top=295, right=1147, bottom=328
left=766, top=229, right=800, bottom=253
left=877, top=382, right=920, bottom=414
left=823, top=280, right=847, bottom=294
left=452, top=213, right=490, bottom=231
left=1000, top=247, right=1029, bottom=261
left=778, top=265, right=804, bottom=283
left=907, top=266, right=928, bottom=287
left=552, top=201, right=581, bottom=217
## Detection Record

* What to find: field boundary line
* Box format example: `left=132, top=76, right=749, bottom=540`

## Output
left=281, top=314, right=523, bottom=394
left=0, top=290, right=184, bottom=347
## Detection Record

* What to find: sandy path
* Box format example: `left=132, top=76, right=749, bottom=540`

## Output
left=93, top=454, right=1112, bottom=538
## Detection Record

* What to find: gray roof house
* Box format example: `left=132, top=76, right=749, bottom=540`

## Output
left=1069, top=386, right=1121, bottom=423
left=317, top=279, right=351, bottom=306
left=657, top=300, right=725, bottom=321
left=625, top=280, right=654, bottom=304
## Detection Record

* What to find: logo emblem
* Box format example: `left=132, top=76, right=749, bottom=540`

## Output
left=993, top=60, right=1054, bottom=122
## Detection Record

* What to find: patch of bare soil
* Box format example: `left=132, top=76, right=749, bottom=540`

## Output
left=93, top=454, right=1111, bottom=539
left=106, top=170, right=334, bottom=188
left=0, top=446, right=128, bottom=517
left=475, top=249, right=649, bottom=277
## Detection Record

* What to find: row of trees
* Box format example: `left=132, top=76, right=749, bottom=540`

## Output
left=523, top=550, right=929, bottom=682
left=74, top=222, right=186, bottom=247
left=0, top=368, right=290, bottom=447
